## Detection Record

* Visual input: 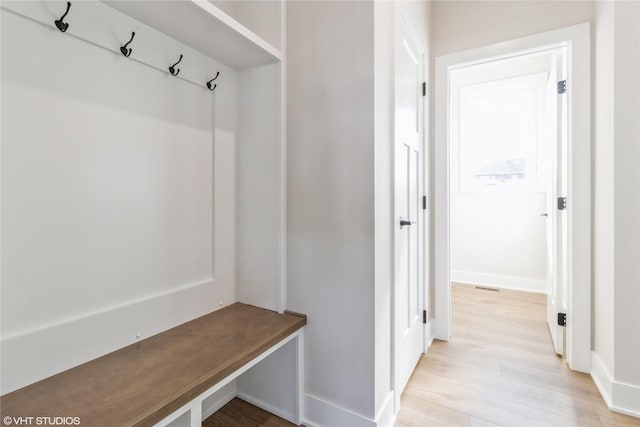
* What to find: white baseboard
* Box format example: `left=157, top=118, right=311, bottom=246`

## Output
left=374, top=391, right=396, bottom=427
left=451, top=270, right=547, bottom=294
left=591, top=352, right=640, bottom=418
left=303, top=393, right=377, bottom=427
left=425, top=320, right=434, bottom=352
left=236, top=391, right=298, bottom=424
left=201, top=381, right=237, bottom=420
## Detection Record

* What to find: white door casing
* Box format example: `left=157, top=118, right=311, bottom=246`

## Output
left=394, top=10, right=424, bottom=407
left=434, top=23, right=591, bottom=372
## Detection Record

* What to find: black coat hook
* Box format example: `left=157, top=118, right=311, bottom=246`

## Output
left=206, top=72, right=220, bottom=90
left=120, top=32, right=135, bottom=57
left=55, top=1, right=71, bottom=33
left=169, top=54, right=183, bottom=76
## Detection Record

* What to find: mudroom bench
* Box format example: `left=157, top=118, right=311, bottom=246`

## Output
left=0, top=303, right=306, bottom=426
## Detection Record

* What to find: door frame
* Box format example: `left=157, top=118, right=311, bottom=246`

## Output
left=433, top=23, right=591, bottom=373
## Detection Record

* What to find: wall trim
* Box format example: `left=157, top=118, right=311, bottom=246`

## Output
left=2, top=280, right=211, bottom=342
left=451, top=270, right=547, bottom=294
left=302, top=393, right=377, bottom=427
left=374, top=391, right=396, bottom=427
left=591, top=352, right=640, bottom=418
left=425, top=320, right=434, bottom=352
left=1, top=280, right=222, bottom=394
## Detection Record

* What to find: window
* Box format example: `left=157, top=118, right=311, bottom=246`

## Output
left=458, top=73, right=548, bottom=193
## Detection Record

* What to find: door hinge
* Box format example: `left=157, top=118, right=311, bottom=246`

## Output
left=422, top=82, right=426, bottom=97
left=422, top=195, right=427, bottom=210
left=423, top=310, right=427, bottom=324
left=557, top=312, right=567, bottom=327
left=557, top=196, right=567, bottom=210
left=557, top=80, right=567, bottom=94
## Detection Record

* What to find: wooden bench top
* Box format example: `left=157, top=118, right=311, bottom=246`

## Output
left=0, top=303, right=306, bottom=426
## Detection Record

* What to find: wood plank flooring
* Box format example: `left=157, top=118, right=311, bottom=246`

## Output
left=203, top=398, right=295, bottom=427
left=396, top=283, right=640, bottom=427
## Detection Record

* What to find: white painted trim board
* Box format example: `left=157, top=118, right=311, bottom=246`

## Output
left=451, top=271, right=547, bottom=294
left=302, top=393, right=377, bottom=427
left=591, top=352, right=640, bottom=419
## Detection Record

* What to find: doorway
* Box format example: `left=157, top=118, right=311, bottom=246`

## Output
left=433, top=23, right=591, bottom=372
left=449, top=49, right=566, bottom=354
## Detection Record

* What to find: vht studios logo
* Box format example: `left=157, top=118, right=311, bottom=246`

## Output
left=3, top=416, right=81, bottom=426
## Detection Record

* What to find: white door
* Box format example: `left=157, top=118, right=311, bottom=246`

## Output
left=394, top=12, right=424, bottom=400
left=546, top=48, right=568, bottom=355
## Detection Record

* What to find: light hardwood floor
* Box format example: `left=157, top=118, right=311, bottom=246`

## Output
left=396, top=283, right=640, bottom=427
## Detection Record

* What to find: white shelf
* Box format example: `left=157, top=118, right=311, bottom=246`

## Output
left=102, top=0, right=282, bottom=69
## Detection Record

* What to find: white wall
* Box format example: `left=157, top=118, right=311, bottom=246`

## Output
left=593, top=0, right=615, bottom=379
left=236, top=63, right=283, bottom=313
left=591, top=1, right=640, bottom=416
left=431, top=1, right=594, bottom=57
left=288, top=1, right=430, bottom=424
left=450, top=54, right=552, bottom=293
left=610, top=0, right=640, bottom=390
left=287, top=0, right=376, bottom=421
left=374, top=0, right=394, bottom=418
left=593, top=2, right=640, bottom=416
left=0, top=1, right=237, bottom=393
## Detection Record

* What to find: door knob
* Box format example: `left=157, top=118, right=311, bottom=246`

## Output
left=540, top=213, right=549, bottom=217
left=400, top=219, right=414, bottom=228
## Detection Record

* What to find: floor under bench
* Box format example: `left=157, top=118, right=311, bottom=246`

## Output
left=203, top=398, right=295, bottom=427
